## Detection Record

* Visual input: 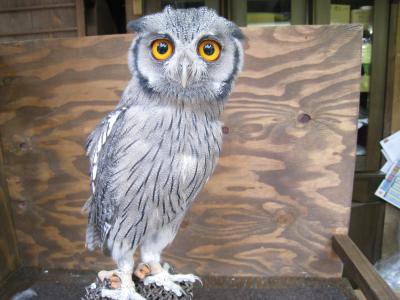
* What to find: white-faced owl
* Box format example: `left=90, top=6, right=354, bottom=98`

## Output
left=84, top=6, right=244, bottom=300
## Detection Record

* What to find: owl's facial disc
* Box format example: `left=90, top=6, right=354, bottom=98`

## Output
left=127, top=6, right=244, bottom=102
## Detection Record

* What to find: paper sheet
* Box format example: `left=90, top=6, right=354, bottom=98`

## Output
left=376, top=131, right=400, bottom=208
left=380, top=131, right=400, bottom=162
left=376, top=161, right=400, bottom=209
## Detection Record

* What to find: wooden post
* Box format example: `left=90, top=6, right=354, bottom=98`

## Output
left=366, top=0, right=390, bottom=170
left=205, top=0, right=220, bottom=13
left=145, top=0, right=162, bottom=14
left=385, top=1, right=400, bottom=135
left=125, top=0, right=143, bottom=23
left=291, top=0, right=307, bottom=25
left=75, top=0, right=85, bottom=36
left=230, top=0, right=247, bottom=27
left=312, top=0, right=330, bottom=24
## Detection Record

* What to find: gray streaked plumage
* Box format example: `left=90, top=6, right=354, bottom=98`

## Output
left=84, top=6, right=243, bottom=291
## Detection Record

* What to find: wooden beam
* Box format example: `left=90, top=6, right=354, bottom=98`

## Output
left=332, top=235, right=398, bottom=300
left=354, top=289, right=367, bottom=300
left=0, top=27, right=78, bottom=37
left=0, top=3, right=75, bottom=13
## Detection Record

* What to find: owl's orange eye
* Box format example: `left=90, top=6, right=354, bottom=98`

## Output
left=151, top=39, right=173, bottom=61
left=198, top=40, right=221, bottom=62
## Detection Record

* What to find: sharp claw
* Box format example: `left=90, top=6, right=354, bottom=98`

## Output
left=98, top=269, right=119, bottom=281
left=143, top=271, right=198, bottom=296
left=172, top=273, right=201, bottom=284
left=196, top=275, right=203, bottom=285
left=101, top=287, right=145, bottom=300
left=98, top=269, right=144, bottom=300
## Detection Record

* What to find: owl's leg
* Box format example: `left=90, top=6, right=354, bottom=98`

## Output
left=140, top=222, right=200, bottom=296
left=100, top=248, right=145, bottom=300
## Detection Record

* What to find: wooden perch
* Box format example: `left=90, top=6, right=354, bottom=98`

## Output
left=333, top=235, right=398, bottom=300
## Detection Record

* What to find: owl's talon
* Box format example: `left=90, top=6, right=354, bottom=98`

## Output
left=98, top=270, right=144, bottom=299
left=170, top=273, right=201, bottom=284
left=97, top=269, right=122, bottom=289
left=134, top=263, right=152, bottom=280
left=101, top=286, right=145, bottom=300
left=143, top=271, right=200, bottom=296
left=98, top=269, right=119, bottom=281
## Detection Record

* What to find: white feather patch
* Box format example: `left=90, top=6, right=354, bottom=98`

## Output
left=91, top=107, right=126, bottom=192
left=180, top=155, right=197, bottom=183
left=11, top=288, right=37, bottom=300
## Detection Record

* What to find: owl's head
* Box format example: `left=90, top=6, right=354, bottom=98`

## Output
left=127, top=6, right=244, bottom=103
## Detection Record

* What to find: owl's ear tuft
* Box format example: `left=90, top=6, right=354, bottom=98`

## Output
left=230, top=23, right=244, bottom=41
left=127, top=18, right=145, bottom=33
left=163, top=5, right=174, bottom=13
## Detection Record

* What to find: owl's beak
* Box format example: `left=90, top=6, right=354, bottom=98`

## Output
left=180, top=61, right=188, bottom=88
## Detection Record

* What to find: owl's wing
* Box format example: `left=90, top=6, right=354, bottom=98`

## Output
left=86, top=107, right=127, bottom=191
left=84, top=106, right=127, bottom=250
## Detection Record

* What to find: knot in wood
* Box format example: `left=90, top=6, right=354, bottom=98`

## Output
left=273, top=209, right=294, bottom=225
left=297, top=113, right=312, bottom=123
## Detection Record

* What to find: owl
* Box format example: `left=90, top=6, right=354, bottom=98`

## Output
left=84, top=6, right=244, bottom=300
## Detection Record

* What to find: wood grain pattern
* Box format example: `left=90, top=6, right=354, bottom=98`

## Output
left=0, top=141, right=20, bottom=286
left=0, top=26, right=362, bottom=277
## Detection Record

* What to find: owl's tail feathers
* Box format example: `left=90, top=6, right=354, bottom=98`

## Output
left=86, top=224, right=102, bottom=251
left=82, top=196, right=102, bottom=251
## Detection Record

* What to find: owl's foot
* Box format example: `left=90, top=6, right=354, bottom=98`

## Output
left=101, top=286, right=145, bottom=300
left=99, top=270, right=145, bottom=300
left=143, top=270, right=200, bottom=296
left=134, top=263, right=151, bottom=280
left=98, top=269, right=121, bottom=289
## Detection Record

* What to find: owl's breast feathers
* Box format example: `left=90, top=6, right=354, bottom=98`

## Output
left=84, top=103, right=222, bottom=252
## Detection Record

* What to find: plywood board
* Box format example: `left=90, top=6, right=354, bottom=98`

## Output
left=0, top=25, right=361, bottom=277
left=0, top=143, right=19, bottom=285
